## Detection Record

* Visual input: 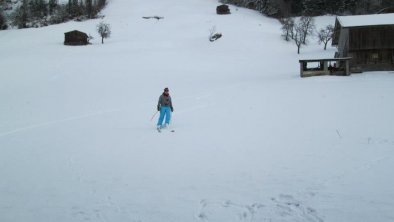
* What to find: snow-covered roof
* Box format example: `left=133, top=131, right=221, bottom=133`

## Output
left=337, top=13, right=394, bottom=28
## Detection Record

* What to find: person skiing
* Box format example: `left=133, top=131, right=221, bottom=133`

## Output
left=157, top=87, right=174, bottom=130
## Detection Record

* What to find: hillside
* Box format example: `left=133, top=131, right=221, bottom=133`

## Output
left=1, top=0, right=394, bottom=222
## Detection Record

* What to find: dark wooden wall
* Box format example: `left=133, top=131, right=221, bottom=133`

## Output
left=64, top=32, right=88, bottom=45
left=347, top=25, right=394, bottom=70
left=350, top=49, right=394, bottom=65
left=349, top=26, right=394, bottom=50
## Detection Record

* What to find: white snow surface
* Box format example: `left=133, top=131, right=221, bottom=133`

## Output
left=1, top=1, right=394, bottom=222
left=337, top=13, right=394, bottom=27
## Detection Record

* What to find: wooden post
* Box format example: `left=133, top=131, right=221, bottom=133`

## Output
left=345, top=60, right=350, bottom=75
left=323, top=61, right=328, bottom=75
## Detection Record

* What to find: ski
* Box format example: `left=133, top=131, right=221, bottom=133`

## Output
left=156, top=128, right=174, bottom=133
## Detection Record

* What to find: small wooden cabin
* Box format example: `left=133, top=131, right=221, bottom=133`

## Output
left=216, top=5, right=230, bottom=15
left=332, top=14, right=394, bottom=72
left=64, top=30, right=88, bottom=46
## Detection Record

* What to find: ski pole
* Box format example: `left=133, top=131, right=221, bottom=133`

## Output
left=150, top=110, right=159, bottom=121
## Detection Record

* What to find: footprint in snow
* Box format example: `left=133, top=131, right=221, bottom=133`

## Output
left=197, top=194, right=323, bottom=222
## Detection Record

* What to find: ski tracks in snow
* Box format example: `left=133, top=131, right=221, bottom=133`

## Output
left=70, top=196, right=133, bottom=222
left=197, top=194, right=323, bottom=222
left=0, top=109, right=120, bottom=138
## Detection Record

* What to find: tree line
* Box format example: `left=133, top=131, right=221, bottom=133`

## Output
left=220, top=0, right=394, bottom=17
left=0, top=0, right=106, bottom=29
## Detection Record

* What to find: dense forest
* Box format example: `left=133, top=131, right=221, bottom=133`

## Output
left=220, top=0, right=394, bottom=17
left=1, top=0, right=394, bottom=30
left=0, top=0, right=106, bottom=29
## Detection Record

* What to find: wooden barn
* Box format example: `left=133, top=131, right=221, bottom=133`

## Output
left=332, top=13, right=394, bottom=72
left=64, top=30, right=88, bottom=46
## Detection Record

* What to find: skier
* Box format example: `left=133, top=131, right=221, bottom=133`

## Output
left=157, top=87, right=174, bottom=130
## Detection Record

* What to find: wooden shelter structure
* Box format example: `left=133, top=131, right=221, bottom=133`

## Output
left=299, top=57, right=351, bottom=78
left=332, top=14, right=394, bottom=72
left=64, top=30, right=88, bottom=46
left=216, top=5, right=230, bottom=15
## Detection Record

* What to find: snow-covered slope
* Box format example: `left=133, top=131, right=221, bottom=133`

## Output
left=1, top=0, right=394, bottom=222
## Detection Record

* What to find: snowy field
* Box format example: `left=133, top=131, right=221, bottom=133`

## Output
left=1, top=0, right=394, bottom=221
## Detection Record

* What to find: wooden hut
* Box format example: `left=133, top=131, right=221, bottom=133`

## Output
left=332, top=14, right=394, bottom=72
left=216, top=5, right=230, bottom=15
left=64, top=30, right=88, bottom=46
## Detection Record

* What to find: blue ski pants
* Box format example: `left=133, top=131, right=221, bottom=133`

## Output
left=157, top=106, right=171, bottom=126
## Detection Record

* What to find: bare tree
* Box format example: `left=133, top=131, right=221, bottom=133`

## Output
left=317, top=24, right=334, bottom=50
left=280, top=17, right=294, bottom=41
left=279, top=16, right=306, bottom=54
left=97, top=21, right=111, bottom=44
left=293, top=22, right=305, bottom=54
left=299, top=16, right=315, bottom=45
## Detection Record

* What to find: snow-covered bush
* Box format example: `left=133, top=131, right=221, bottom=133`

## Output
left=97, top=21, right=111, bottom=44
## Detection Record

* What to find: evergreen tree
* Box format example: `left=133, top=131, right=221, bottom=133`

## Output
left=30, top=0, right=47, bottom=18
left=67, top=0, right=72, bottom=15
left=6, top=0, right=107, bottom=28
left=290, top=0, right=303, bottom=15
left=342, top=0, right=357, bottom=14
left=382, top=0, right=394, bottom=9
left=0, top=9, right=7, bottom=30
left=50, top=4, right=68, bottom=24
left=48, top=0, right=58, bottom=15
left=12, top=0, right=29, bottom=28
left=302, top=0, right=325, bottom=16
left=86, top=0, right=93, bottom=18
left=97, top=0, right=106, bottom=10
left=260, top=0, right=280, bottom=16
left=220, top=0, right=393, bottom=17
left=326, top=0, right=343, bottom=14
left=40, top=0, right=48, bottom=16
left=337, top=0, right=346, bottom=14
